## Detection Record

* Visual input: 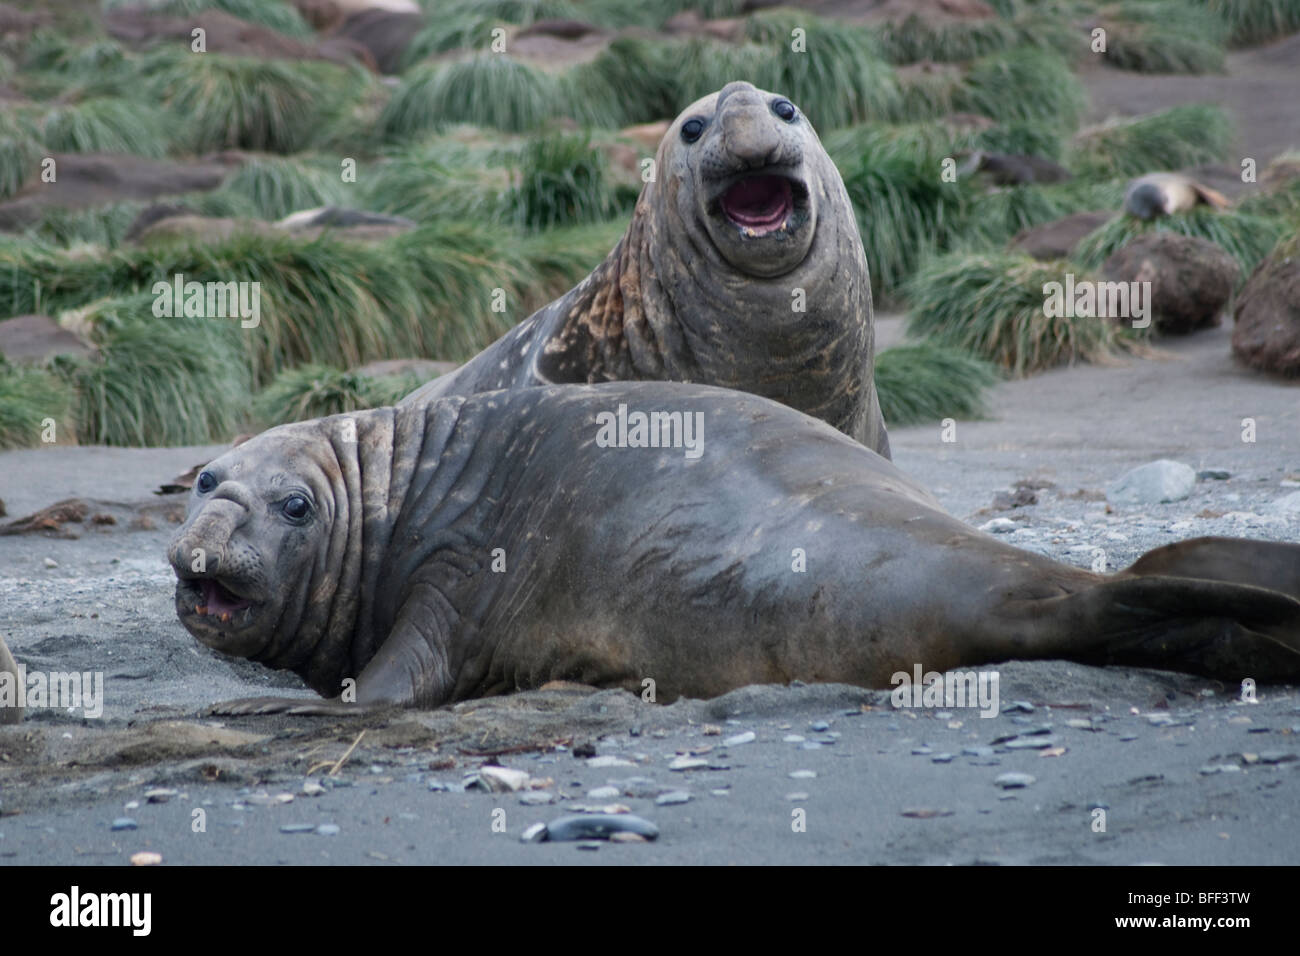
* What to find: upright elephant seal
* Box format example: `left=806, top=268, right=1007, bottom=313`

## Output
left=0, top=635, right=22, bottom=724
left=168, top=383, right=1300, bottom=714
left=401, top=81, right=890, bottom=458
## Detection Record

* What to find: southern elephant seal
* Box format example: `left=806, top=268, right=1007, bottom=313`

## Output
left=0, top=635, right=22, bottom=724
left=168, top=383, right=1300, bottom=714
left=1123, top=172, right=1230, bottom=220
left=402, top=81, right=890, bottom=458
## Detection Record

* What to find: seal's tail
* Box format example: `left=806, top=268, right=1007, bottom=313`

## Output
left=1021, top=537, right=1300, bottom=681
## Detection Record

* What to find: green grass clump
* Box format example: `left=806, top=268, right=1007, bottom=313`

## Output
left=1094, top=1, right=1227, bottom=73
left=402, top=0, right=582, bottom=65
left=0, top=123, right=39, bottom=200
left=905, top=251, right=1121, bottom=375
left=64, top=294, right=252, bottom=447
left=954, top=47, right=1085, bottom=131
left=504, top=133, right=621, bottom=230
left=0, top=361, right=75, bottom=449
left=1072, top=208, right=1286, bottom=281
left=874, top=341, right=999, bottom=426
left=145, top=51, right=364, bottom=153
left=100, top=0, right=313, bottom=38
left=361, top=137, right=510, bottom=222
left=874, top=13, right=1021, bottom=64
left=1194, top=0, right=1300, bottom=46
left=1068, top=105, right=1232, bottom=179
left=252, top=364, right=422, bottom=425
left=213, top=156, right=351, bottom=220
left=381, top=56, right=567, bottom=137
left=565, top=35, right=680, bottom=127
left=39, top=97, right=171, bottom=157
left=1238, top=152, right=1300, bottom=224
left=0, top=223, right=533, bottom=378
left=830, top=130, right=973, bottom=300
left=741, top=12, right=903, bottom=127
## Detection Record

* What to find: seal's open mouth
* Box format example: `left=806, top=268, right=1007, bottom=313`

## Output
left=720, top=175, right=794, bottom=235
left=177, top=576, right=255, bottom=626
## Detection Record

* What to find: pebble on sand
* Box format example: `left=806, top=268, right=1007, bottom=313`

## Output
left=994, top=773, right=1036, bottom=789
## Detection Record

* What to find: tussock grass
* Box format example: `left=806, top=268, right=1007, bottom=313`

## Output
left=505, top=133, right=621, bottom=230
left=741, top=12, right=903, bottom=127
left=1068, top=105, right=1232, bottom=179
left=875, top=13, right=1021, bottom=64
left=1072, top=208, right=1286, bottom=280
left=0, top=223, right=534, bottom=378
left=402, top=0, right=582, bottom=65
left=0, top=361, right=75, bottom=449
left=40, top=97, right=171, bottom=156
left=905, top=251, right=1120, bottom=375
left=65, top=294, right=251, bottom=447
left=831, top=131, right=973, bottom=299
left=955, top=47, right=1085, bottom=131
left=1196, top=0, right=1300, bottom=45
left=361, top=137, right=510, bottom=222
left=363, top=131, right=626, bottom=230
left=0, top=113, right=40, bottom=199
left=381, top=56, right=566, bottom=137
left=565, top=35, right=680, bottom=127
left=874, top=341, right=998, bottom=426
left=252, top=364, right=420, bottom=425
left=214, top=156, right=352, bottom=220
left=145, top=51, right=364, bottom=153
left=100, top=0, right=313, bottom=38
left=1094, top=2, right=1227, bottom=74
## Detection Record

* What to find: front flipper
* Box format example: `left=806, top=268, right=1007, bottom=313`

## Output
left=206, top=602, right=454, bottom=716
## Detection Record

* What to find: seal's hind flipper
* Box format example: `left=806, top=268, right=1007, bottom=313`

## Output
left=1024, top=575, right=1300, bottom=681
left=1121, top=536, right=1300, bottom=602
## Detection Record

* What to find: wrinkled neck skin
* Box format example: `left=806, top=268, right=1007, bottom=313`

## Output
left=273, top=398, right=515, bottom=698
left=542, top=150, right=876, bottom=446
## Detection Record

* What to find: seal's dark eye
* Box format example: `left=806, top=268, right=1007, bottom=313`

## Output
left=282, top=495, right=311, bottom=521
left=196, top=471, right=216, bottom=494
left=772, top=99, right=796, bottom=122
left=680, top=117, right=706, bottom=143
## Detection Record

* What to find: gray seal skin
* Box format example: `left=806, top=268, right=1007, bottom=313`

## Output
left=167, top=383, right=1300, bottom=715
left=0, top=635, right=21, bottom=724
left=401, top=81, right=890, bottom=459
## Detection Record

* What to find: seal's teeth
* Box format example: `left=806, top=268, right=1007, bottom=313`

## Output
left=196, top=604, right=207, bottom=615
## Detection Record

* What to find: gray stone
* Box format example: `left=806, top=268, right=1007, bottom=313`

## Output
left=1107, top=460, right=1196, bottom=505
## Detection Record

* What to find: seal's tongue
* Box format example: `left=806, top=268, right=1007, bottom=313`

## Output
left=721, top=175, right=792, bottom=234
left=199, top=579, right=251, bottom=616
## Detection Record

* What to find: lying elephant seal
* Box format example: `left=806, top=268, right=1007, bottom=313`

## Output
left=1123, top=172, right=1230, bottom=220
left=401, top=81, right=890, bottom=458
left=168, top=383, right=1300, bottom=714
left=0, top=635, right=22, bottom=724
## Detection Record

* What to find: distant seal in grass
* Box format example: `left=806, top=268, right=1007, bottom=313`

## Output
left=167, top=383, right=1300, bottom=715
left=402, top=81, right=890, bottom=458
left=1123, top=172, right=1230, bottom=220
left=0, top=635, right=22, bottom=724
